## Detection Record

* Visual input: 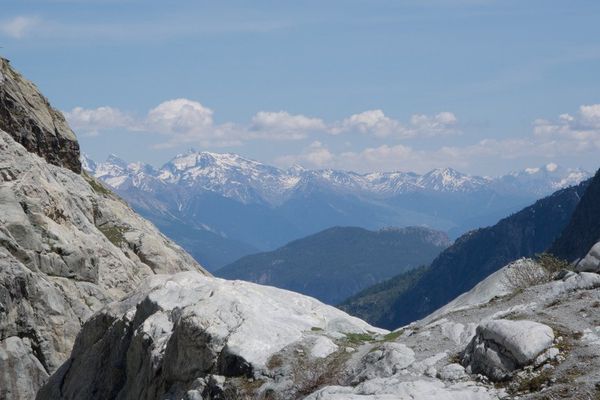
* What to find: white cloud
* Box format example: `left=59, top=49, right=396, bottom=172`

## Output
left=147, top=102, right=322, bottom=147
left=410, top=111, right=459, bottom=135
left=145, top=99, right=242, bottom=148
left=147, top=99, right=214, bottom=133
left=0, top=16, right=40, bottom=39
left=533, top=104, right=600, bottom=150
left=68, top=99, right=599, bottom=173
left=334, top=109, right=405, bottom=137
left=66, top=99, right=327, bottom=147
left=250, top=111, right=326, bottom=139
left=67, top=99, right=459, bottom=147
left=303, top=141, right=335, bottom=167
left=581, top=104, right=600, bottom=124
left=332, top=109, right=459, bottom=138
left=275, top=130, right=594, bottom=174
left=64, top=106, right=135, bottom=136
left=0, top=13, right=295, bottom=44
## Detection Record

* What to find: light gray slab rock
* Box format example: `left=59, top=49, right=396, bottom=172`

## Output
left=0, top=336, right=49, bottom=400
left=37, top=272, right=384, bottom=400
left=577, top=241, right=600, bottom=273
left=0, top=128, right=208, bottom=398
left=462, top=319, right=554, bottom=381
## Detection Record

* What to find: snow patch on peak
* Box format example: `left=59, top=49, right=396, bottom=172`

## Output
left=106, top=153, right=127, bottom=167
left=418, top=168, right=489, bottom=192
left=525, top=167, right=540, bottom=175
left=80, top=153, right=97, bottom=173
left=81, top=152, right=591, bottom=206
left=546, top=162, right=558, bottom=172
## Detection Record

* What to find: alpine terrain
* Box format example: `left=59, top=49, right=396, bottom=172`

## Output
left=83, top=152, right=589, bottom=270
left=0, top=57, right=209, bottom=399
left=340, top=178, right=590, bottom=328
left=3, top=58, right=600, bottom=400
left=216, top=226, right=450, bottom=305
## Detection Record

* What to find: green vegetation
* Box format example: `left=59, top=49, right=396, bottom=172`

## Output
left=515, top=370, right=553, bottom=393
left=381, top=330, right=402, bottom=342
left=536, top=252, right=571, bottom=274
left=337, top=265, right=428, bottom=327
left=217, top=226, right=448, bottom=305
left=344, top=332, right=375, bottom=344
left=340, top=181, right=590, bottom=329
left=99, top=225, right=127, bottom=247
left=82, top=170, right=114, bottom=196
left=549, top=169, right=600, bottom=263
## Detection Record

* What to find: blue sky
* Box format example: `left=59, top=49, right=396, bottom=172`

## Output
left=2, top=0, right=600, bottom=175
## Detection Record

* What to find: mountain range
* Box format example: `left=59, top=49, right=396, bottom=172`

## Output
left=6, top=55, right=600, bottom=400
left=340, top=176, right=591, bottom=328
left=82, top=151, right=589, bottom=270
left=216, top=226, right=450, bottom=304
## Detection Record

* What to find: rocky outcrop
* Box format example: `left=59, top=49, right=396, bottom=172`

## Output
left=461, top=319, right=554, bottom=381
left=33, top=248, right=600, bottom=399
left=37, top=272, right=385, bottom=400
left=0, top=58, right=81, bottom=173
left=0, top=117, right=207, bottom=396
left=578, top=242, right=600, bottom=273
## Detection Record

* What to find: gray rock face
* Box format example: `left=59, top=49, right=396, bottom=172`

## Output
left=462, top=319, right=554, bottom=381
left=0, top=127, right=208, bottom=398
left=35, top=257, right=600, bottom=399
left=0, top=58, right=81, bottom=173
left=37, top=272, right=384, bottom=400
left=577, top=241, right=600, bottom=273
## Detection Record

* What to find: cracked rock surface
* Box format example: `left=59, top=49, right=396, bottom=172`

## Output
left=0, top=58, right=81, bottom=173
left=37, top=272, right=385, bottom=400
left=0, top=129, right=208, bottom=399
left=462, top=319, right=554, bottom=381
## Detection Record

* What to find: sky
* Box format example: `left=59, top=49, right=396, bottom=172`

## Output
left=2, top=0, right=600, bottom=176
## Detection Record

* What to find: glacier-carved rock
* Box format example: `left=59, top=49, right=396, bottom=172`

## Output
left=38, top=272, right=385, bottom=400
left=462, top=319, right=554, bottom=381
left=0, top=123, right=207, bottom=397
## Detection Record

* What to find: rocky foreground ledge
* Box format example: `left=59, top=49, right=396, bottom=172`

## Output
left=38, top=272, right=385, bottom=399
left=36, top=260, right=600, bottom=399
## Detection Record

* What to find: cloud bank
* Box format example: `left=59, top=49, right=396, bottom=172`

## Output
left=66, top=100, right=600, bottom=173
left=277, top=104, right=600, bottom=172
left=64, top=99, right=459, bottom=147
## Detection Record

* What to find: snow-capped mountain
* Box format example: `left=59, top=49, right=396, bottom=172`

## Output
left=81, top=151, right=591, bottom=270
left=82, top=151, right=589, bottom=205
left=493, top=162, right=591, bottom=197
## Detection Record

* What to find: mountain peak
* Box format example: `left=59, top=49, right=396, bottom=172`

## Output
left=418, top=167, right=486, bottom=192
left=428, top=167, right=462, bottom=175
left=106, top=153, right=128, bottom=167
left=287, top=164, right=306, bottom=174
left=82, top=151, right=591, bottom=205
left=0, top=57, right=81, bottom=173
left=80, top=152, right=97, bottom=172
